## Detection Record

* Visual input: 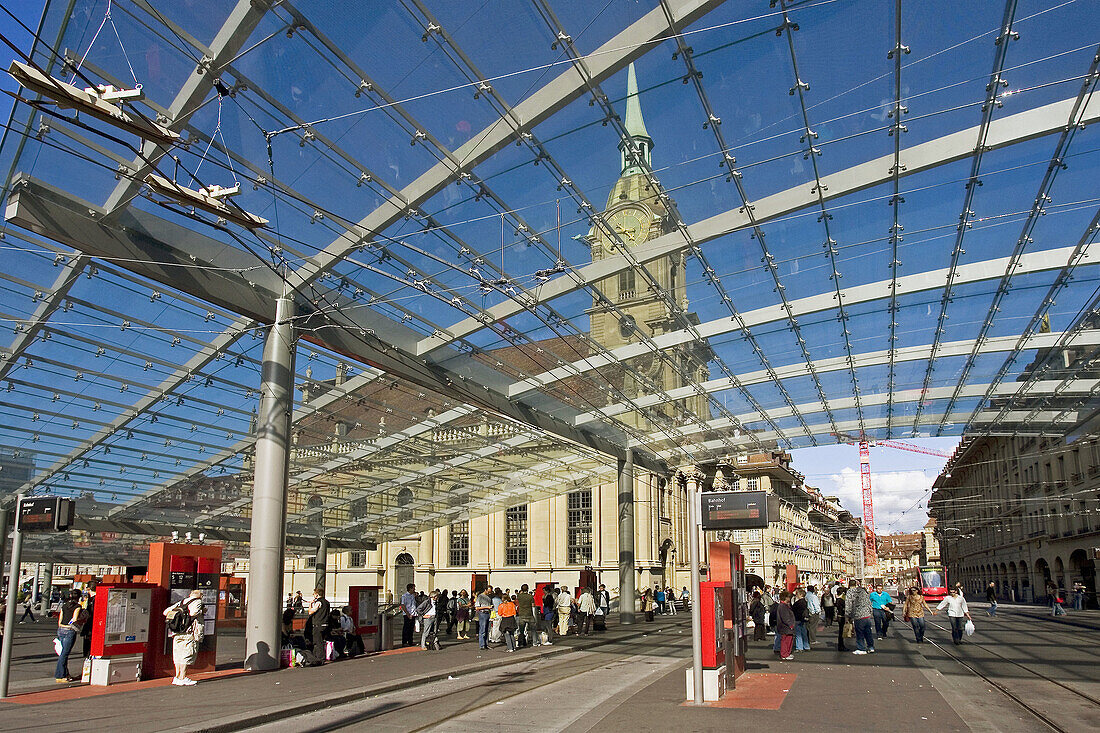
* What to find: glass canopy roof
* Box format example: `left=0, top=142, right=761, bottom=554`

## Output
left=1, top=0, right=1097, bottom=561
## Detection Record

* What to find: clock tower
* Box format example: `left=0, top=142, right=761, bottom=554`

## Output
left=587, top=64, right=712, bottom=431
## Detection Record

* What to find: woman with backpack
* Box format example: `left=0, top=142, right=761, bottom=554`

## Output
left=164, top=590, right=204, bottom=686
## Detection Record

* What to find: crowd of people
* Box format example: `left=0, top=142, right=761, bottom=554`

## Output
left=396, top=582, right=618, bottom=651
left=748, top=579, right=984, bottom=660
left=280, top=588, right=367, bottom=666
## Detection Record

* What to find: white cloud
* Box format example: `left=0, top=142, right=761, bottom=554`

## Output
left=824, top=467, right=933, bottom=534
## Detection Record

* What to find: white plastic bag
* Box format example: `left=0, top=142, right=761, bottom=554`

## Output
left=414, top=618, right=421, bottom=633
left=964, top=619, right=975, bottom=636
left=53, top=637, right=62, bottom=656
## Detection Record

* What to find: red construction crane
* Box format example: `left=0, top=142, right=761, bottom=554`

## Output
left=832, top=434, right=953, bottom=576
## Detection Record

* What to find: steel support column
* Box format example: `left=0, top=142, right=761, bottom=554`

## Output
left=244, top=295, right=297, bottom=671
left=618, top=450, right=636, bottom=625
left=40, top=562, right=53, bottom=615
left=0, top=508, right=7, bottom=594
left=0, top=494, right=24, bottom=698
left=314, top=536, right=328, bottom=593
left=683, top=468, right=704, bottom=704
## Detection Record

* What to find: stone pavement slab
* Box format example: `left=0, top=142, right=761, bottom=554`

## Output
left=0, top=615, right=688, bottom=733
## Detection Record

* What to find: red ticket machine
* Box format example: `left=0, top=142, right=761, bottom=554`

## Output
left=705, top=541, right=747, bottom=689
left=88, top=581, right=163, bottom=685
left=144, top=542, right=223, bottom=680
left=348, top=585, right=381, bottom=651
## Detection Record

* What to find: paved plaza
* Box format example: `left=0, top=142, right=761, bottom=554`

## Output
left=1, top=604, right=1097, bottom=732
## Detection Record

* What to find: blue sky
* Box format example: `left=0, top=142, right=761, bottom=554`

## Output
left=4, top=1, right=1088, bottom=536
left=792, top=437, right=960, bottom=534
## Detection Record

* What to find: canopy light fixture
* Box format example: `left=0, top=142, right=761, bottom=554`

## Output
left=8, top=60, right=179, bottom=146
left=145, top=174, right=269, bottom=229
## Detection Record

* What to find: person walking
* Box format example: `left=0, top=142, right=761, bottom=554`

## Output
left=776, top=591, right=796, bottom=660
left=870, top=583, right=891, bottom=639
left=455, top=590, right=472, bottom=640
left=541, top=586, right=557, bottom=645
left=417, top=590, right=439, bottom=650
left=1073, top=582, right=1086, bottom=611
left=680, top=586, right=690, bottom=610
left=804, top=585, right=821, bottom=643
left=555, top=586, right=574, bottom=636
left=163, top=590, right=204, bottom=686
left=749, top=591, right=767, bottom=641
left=80, top=584, right=97, bottom=658
left=792, top=589, right=810, bottom=652
left=655, top=586, right=666, bottom=615
left=846, top=580, right=875, bottom=655
left=53, top=590, right=87, bottom=683
left=446, top=590, right=459, bottom=635
left=577, top=587, right=597, bottom=636
left=497, top=594, right=518, bottom=651
left=595, top=584, right=611, bottom=631
left=400, top=583, right=418, bottom=647
left=821, top=587, right=835, bottom=627
left=515, top=584, right=537, bottom=647
left=1047, top=582, right=1067, bottom=616
left=475, top=586, right=494, bottom=649
left=642, top=589, right=656, bottom=622
left=835, top=588, right=849, bottom=652
left=986, top=582, right=998, bottom=617
left=306, top=587, right=330, bottom=660
left=19, top=594, right=37, bottom=624
left=903, top=587, right=934, bottom=643
left=937, top=587, right=972, bottom=644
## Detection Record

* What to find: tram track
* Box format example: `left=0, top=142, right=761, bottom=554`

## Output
left=243, top=644, right=683, bottom=733
left=925, top=620, right=1100, bottom=733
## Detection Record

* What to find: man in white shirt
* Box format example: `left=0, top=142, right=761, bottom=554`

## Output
left=936, top=587, right=972, bottom=644
left=417, top=590, right=439, bottom=649
left=555, top=586, right=574, bottom=635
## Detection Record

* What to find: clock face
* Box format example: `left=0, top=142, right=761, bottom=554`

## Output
left=606, top=207, right=650, bottom=249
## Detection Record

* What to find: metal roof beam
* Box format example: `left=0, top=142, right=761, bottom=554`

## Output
left=576, top=330, right=1100, bottom=426
left=5, top=176, right=665, bottom=474
left=513, top=241, right=1100, bottom=397
left=422, top=95, right=1100, bottom=356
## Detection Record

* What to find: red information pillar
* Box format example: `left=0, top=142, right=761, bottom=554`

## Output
left=707, top=541, right=747, bottom=685
left=786, top=564, right=800, bottom=594
left=144, top=542, right=223, bottom=680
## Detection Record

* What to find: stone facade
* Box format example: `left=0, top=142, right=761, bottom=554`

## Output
left=930, top=434, right=1100, bottom=606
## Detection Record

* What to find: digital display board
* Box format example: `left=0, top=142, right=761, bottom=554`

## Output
left=700, top=491, right=770, bottom=530
left=17, top=496, right=74, bottom=532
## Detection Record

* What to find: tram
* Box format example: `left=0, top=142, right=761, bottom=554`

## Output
left=898, top=566, right=948, bottom=603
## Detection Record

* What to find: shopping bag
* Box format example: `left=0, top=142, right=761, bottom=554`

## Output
left=414, top=619, right=421, bottom=633
left=843, top=622, right=854, bottom=638
left=279, top=646, right=293, bottom=668
left=325, top=641, right=337, bottom=661
left=964, top=619, right=975, bottom=636
left=763, top=611, right=770, bottom=627
left=53, top=637, right=62, bottom=656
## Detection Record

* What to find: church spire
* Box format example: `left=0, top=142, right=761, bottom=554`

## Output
left=619, top=63, right=653, bottom=176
